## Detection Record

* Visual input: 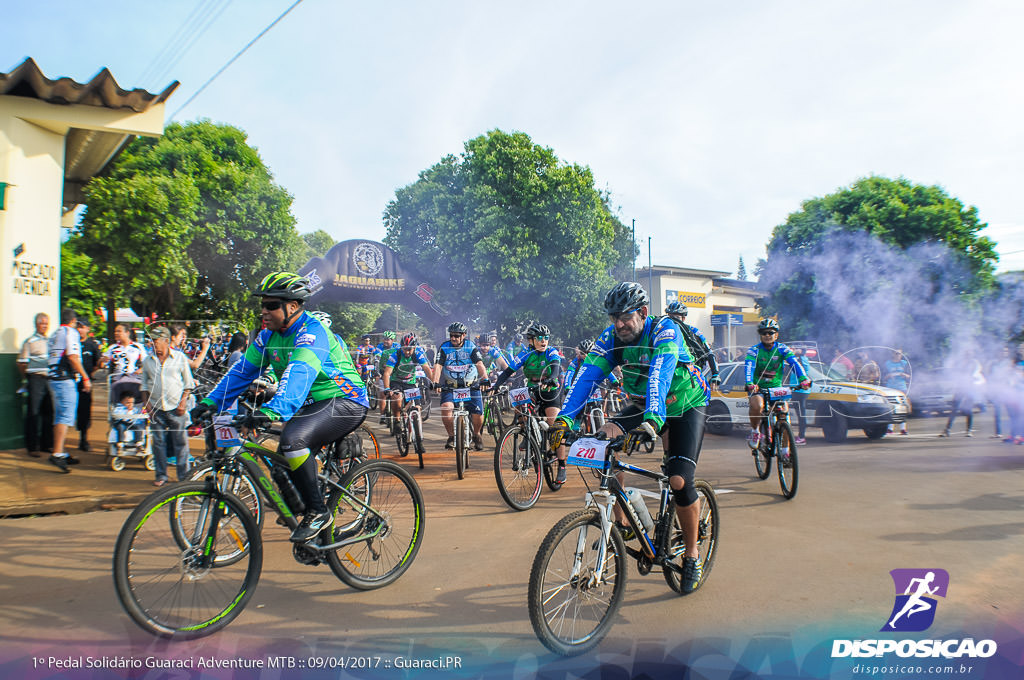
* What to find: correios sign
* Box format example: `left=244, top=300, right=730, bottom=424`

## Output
left=298, top=239, right=453, bottom=334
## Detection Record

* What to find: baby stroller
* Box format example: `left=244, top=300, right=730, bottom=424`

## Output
left=106, top=374, right=154, bottom=472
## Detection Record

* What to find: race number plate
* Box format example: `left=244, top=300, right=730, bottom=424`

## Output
left=404, top=387, right=422, bottom=400
left=588, top=388, right=605, bottom=402
left=567, top=437, right=610, bottom=469
left=452, top=387, right=471, bottom=403
left=212, top=414, right=242, bottom=447
left=510, top=387, right=531, bottom=406
left=767, top=386, right=792, bottom=400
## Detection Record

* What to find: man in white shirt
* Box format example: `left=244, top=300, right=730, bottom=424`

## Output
left=141, top=325, right=196, bottom=485
left=47, top=309, right=92, bottom=473
left=17, top=312, right=53, bottom=456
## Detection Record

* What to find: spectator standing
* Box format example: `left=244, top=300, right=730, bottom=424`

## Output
left=883, top=349, right=911, bottom=435
left=17, top=312, right=53, bottom=456
left=940, top=350, right=985, bottom=437
left=854, top=351, right=881, bottom=385
left=141, top=326, right=196, bottom=486
left=987, top=346, right=1015, bottom=439
left=75, top=318, right=101, bottom=451
left=830, top=348, right=855, bottom=379
left=101, top=323, right=147, bottom=402
left=787, top=347, right=811, bottom=445
left=46, top=309, right=91, bottom=472
left=170, top=323, right=211, bottom=372
left=225, top=332, right=249, bottom=367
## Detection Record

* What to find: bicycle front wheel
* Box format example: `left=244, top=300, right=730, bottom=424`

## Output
left=455, top=414, right=468, bottom=480
left=395, top=417, right=409, bottom=457
left=113, top=483, right=262, bottom=639
left=776, top=420, right=799, bottom=499
left=325, top=460, right=425, bottom=590
left=188, top=461, right=264, bottom=535
left=663, top=480, right=720, bottom=594
left=528, top=509, right=627, bottom=656
left=494, top=426, right=541, bottom=511
left=754, top=420, right=772, bottom=479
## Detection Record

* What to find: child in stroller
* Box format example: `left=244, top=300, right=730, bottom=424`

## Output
left=106, top=378, right=153, bottom=471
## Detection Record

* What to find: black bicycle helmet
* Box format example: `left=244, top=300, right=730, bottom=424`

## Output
left=666, top=300, right=688, bottom=316
left=603, top=282, right=649, bottom=315
left=758, top=318, right=780, bottom=332
left=577, top=339, right=595, bottom=353
left=475, top=334, right=489, bottom=345
left=253, top=272, right=311, bottom=301
left=447, top=322, right=467, bottom=335
left=526, top=322, right=550, bottom=339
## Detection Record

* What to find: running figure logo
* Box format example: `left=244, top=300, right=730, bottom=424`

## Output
left=881, top=568, right=949, bottom=632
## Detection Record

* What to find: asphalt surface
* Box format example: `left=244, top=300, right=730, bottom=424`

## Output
left=1, top=401, right=1022, bottom=678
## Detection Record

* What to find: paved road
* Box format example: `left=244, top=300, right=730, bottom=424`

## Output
left=1, top=410, right=1021, bottom=678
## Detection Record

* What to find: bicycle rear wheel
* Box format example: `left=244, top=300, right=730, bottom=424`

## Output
left=776, top=420, right=799, bottom=499
left=542, top=450, right=562, bottom=492
left=113, top=483, right=262, bottom=638
left=455, top=415, right=468, bottom=479
left=754, top=420, right=772, bottom=479
left=528, top=509, right=627, bottom=656
left=663, top=480, right=719, bottom=594
left=325, top=460, right=425, bottom=590
left=494, top=425, right=541, bottom=511
left=395, top=416, right=409, bottom=457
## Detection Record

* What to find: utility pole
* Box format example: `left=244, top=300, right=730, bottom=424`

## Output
left=648, top=237, right=653, bottom=304
left=631, top=218, right=636, bottom=281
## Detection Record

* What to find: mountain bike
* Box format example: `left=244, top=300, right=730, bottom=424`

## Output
left=187, top=419, right=380, bottom=531
left=493, top=386, right=563, bottom=511
left=483, top=392, right=507, bottom=446
left=750, top=385, right=799, bottom=499
left=527, top=433, right=719, bottom=656
left=113, top=413, right=424, bottom=639
left=392, top=386, right=426, bottom=469
left=451, top=387, right=474, bottom=480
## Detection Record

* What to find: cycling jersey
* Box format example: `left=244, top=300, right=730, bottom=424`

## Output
left=104, top=342, right=146, bottom=377
left=480, top=346, right=507, bottom=371
left=203, top=311, right=369, bottom=418
left=506, top=347, right=562, bottom=388
left=386, top=347, right=430, bottom=383
left=375, top=342, right=399, bottom=373
left=558, top=315, right=708, bottom=431
left=744, top=341, right=807, bottom=389
left=436, top=340, right=484, bottom=386
left=48, top=324, right=82, bottom=381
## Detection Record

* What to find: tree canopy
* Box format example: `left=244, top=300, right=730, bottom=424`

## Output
left=383, top=129, right=634, bottom=342
left=758, top=176, right=999, bottom=357
left=64, top=120, right=302, bottom=335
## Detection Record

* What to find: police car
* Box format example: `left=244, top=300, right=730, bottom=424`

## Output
left=706, top=361, right=910, bottom=442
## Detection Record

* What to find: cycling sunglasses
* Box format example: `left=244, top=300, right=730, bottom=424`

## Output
left=758, top=329, right=777, bottom=336
left=609, top=307, right=642, bottom=321
left=260, top=300, right=284, bottom=311
left=534, top=335, right=550, bottom=341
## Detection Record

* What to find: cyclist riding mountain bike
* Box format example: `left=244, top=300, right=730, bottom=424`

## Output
left=506, top=333, right=527, bottom=362
left=476, top=334, right=509, bottom=379
left=383, top=334, right=432, bottom=454
left=490, top=322, right=568, bottom=482
left=548, top=281, right=710, bottom=594
left=433, top=322, right=490, bottom=451
left=375, top=331, right=400, bottom=423
left=665, top=300, right=720, bottom=390
left=354, top=334, right=378, bottom=383
left=190, top=272, right=369, bottom=544
left=744, top=318, right=810, bottom=452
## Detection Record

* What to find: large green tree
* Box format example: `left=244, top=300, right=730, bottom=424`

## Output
left=758, top=176, right=999, bottom=357
left=68, top=120, right=301, bottom=336
left=383, top=130, right=634, bottom=342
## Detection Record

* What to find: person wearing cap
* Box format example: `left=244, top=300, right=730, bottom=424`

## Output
left=141, top=325, right=196, bottom=486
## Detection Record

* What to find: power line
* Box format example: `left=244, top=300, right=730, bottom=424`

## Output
left=147, top=0, right=236, bottom=89
left=169, top=0, right=306, bottom=122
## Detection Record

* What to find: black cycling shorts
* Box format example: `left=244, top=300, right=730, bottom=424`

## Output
left=280, top=397, right=368, bottom=454
left=532, top=385, right=563, bottom=411
left=610, top=403, right=706, bottom=484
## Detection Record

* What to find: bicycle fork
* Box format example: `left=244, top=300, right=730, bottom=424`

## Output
left=576, top=492, right=617, bottom=587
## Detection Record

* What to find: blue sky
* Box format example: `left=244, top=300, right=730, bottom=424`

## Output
left=4, top=0, right=1023, bottom=273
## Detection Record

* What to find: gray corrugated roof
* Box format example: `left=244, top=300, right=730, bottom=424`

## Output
left=0, top=57, right=178, bottom=113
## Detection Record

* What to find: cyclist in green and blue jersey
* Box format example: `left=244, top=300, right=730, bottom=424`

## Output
left=191, top=272, right=368, bottom=543
left=744, top=318, right=810, bottom=452
left=548, top=282, right=709, bottom=593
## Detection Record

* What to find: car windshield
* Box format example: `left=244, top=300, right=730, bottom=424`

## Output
left=805, top=361, right=848, bottom=382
